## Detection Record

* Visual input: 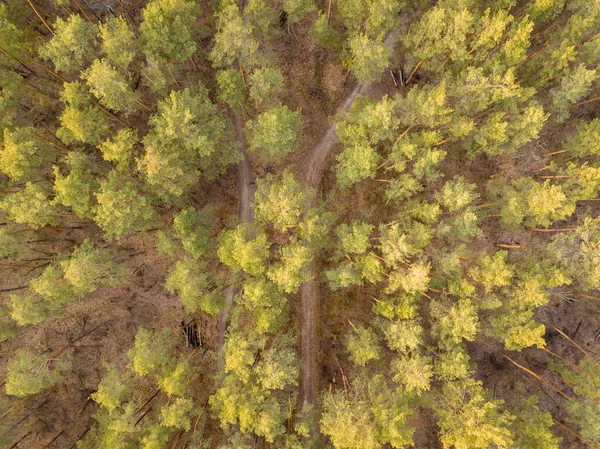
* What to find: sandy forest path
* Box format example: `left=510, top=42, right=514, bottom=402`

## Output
left=298, top=84, right=366, bottom=407
left=298, top=29, right=402, bottom=408
left=217, top=114, right=255, bottom=370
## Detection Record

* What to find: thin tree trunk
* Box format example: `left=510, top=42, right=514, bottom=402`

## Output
left=26, top=0, right=53, bottom=34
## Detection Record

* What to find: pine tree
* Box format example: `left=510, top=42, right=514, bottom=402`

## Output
left=140, top=87, right=240, bottom=198
left=0, top=182, right=57, bottom=228
left=283, top=0, right=315, bottom=25
left=320, top=375, right=414, bottom=448
left=267, top=242, right=313, bottom=293
left=0, top=127, right=53, bottom=182
left=60, top=238, right=128, bottom=295
left=98, top=16, right=138, bottom=71
left=346, top=325, right=381, bottom=366
left=253, top=171, right=308, bottom=232
left=38, top=14, right=97, bottom=72
left=161, top=397, right=195, bottom=430
left=173, top=207, right=211, bottom=258
left=95, top=173, right=157, bottom=240
left=469, top=250, right=513, bottom=293
left=53, top=152, right=99, bottom=219
left=216, top=69, right=245, bottom=109
left=56, top=81, right=109, bottom=146
left=218, top=223, right=270, bottom=276
left=248, top=66, right=284, bottom=106
left=247, top=105, right=301, bottom=162
left=90, top=364, right=132, bottom=412
left=9, top=293, right=52, bottom=325
left=311, top=12, right=342, bottom=51
left=392, top=354, right=433, bottom=394
left=436, top=378, right=514, bottom=449
left=165, top=258, right=221, bottom=314
left=348, top=34, right=390, bottom=85
left=140, top=0, right=199, bottom=64
left=550, top=216, right=600, bottom=291
left=98, top=128, right=138, bottom=170
left=82, top=59, right=139, bottom=114
left=5, top=349, right=71, bottom=397
left=158, top=359, right=191, bottom=396
left=550, top=64, right=598, bottom=122
left=210, top=3, right=260, bottom=68
left=335, top=143, right=380, bottom=189
left=128, top=328, right=172, bottom=376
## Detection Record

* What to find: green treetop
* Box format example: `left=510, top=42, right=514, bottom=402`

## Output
left=283, top=0, right=315, bottom=25
left=512, top=395, right=561, bottom=449
left=435, top=176, right=480, bottom=212
left=98, top=16, right=138, bottom=71
left=210, top=3, right=260, bottom=68
left=140, top=0, right=199, bottom=63
left=492, top=178, right=576, bottom=230
left=346, top=324, right=381, bottom=366
left=248, top=66, right=284, bottom=106
left=349, top=34, right=390, bottom=85
left=98, top=128, right=138, bottom=170
left=60, top=238, right=128, bottom=295
left=53, top=151, right=99, bottom=219
left=565, top=118, right=600, bottom=157
left=253, top=171, right=308, bottom=232
left=0, top=182, right=56, bottom=228
left=550, top=216, right=600, bottom=291
left=469, top=250, right=513, bottom=293
left=158, top=359, right=192, bottom=396
left=255, top=333, right=299, bottom=390
left=0, top=127, right=53, bottom=182
left=30, top=263, right=83, bottom=309
left=335, top=142, right=380, bottom=189
left=247, top=105, right=301, bottom=162
left=5, top=349, right=71, bottom=397
left=56, top=81, right=109, bottom=146
left=435, top=378, right=514, bottom=449
left=218, top=223, right=270, bottom=276
left=336, top=221, right=374, bottom=255
left=550, top=64, right=598, bottom=122
left=95, top=173, right=157, bottom=240
left=38, top=14, right=97, bottom=72
left=91, top=364, right=132, bottom=412
left=267, top=242, right=313, bottom=293
left=140, top=87, right=240, bottom=199
left=0, top=4, right=34, bottom=62
left=161, top=397, right=195, bottom=430
left=128, top=328, right=172, bottom=376
left=173, top=207, right=211, bottom=258
left=557, top=356, right=600, bottom=445
left=392, top=353, right=433, bottom=394
left=320, top=375, right=414, bottom=449
left=9, top=293, right=53, bottom=326
left=337, top=0, right=402, bottom=39
left=165, top=258, right=222, bottom=315
left=216, top=69, right=244, bottom=109
left=82, top=59, right=140, bottom=115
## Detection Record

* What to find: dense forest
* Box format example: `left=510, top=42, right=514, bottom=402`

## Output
left=1, top=0, right=600, bottom=447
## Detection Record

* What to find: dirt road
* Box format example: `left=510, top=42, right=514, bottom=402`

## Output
left=298, top=29, right=402, bottom=408
left=217, top=114, right=255, bottom=370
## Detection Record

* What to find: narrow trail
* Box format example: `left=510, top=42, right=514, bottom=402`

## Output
left=298, top=29, right=402, bottom=409
left=298, top=83, right=366, bottom=408
left=217, top=114, right=255, bottom=370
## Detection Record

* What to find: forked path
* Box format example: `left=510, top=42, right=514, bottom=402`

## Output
left=217, top=114, right=255, bottom=370
left=299, top=30, right=402, bottom=408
